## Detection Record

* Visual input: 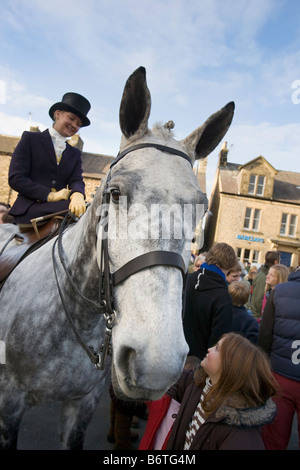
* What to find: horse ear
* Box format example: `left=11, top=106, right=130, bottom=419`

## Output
left=119, top=66, right=151, bottom=139
left=181, top=101, right=235, bottom=161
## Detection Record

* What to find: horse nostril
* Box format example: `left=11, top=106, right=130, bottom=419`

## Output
left=117, top=346, right=137, bottom=378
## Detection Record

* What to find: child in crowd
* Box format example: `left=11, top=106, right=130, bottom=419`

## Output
left=226, top=262, right=242, bottom=284
left=165, top=333, right=278, bottom=450
left=228, top=281, right=259, bottom=344
left=183, top=243, right=238, bottom=360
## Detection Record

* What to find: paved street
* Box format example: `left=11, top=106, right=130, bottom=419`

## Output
left=14, top=374, right=299, bottom=452
left=17, top=377, right=146, bottom=451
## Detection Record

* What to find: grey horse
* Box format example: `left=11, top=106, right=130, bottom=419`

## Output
left=0, top=66, right=234, bottom=449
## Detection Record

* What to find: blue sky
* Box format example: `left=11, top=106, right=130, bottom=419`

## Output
left=1, top=0, right=300, bottom=195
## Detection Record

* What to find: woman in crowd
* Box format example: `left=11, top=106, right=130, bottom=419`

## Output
left=165, top=332, right=277, bottom=450
left=260, top=264, right=290, bottom=318
left=8, top=92, right=90, bottom=226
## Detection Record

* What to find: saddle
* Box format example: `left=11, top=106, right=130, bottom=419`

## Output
left=0, top=215, right=64, bottom=284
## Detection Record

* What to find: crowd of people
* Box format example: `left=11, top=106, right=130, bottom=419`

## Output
left=134, top=245, right=299, bottom=451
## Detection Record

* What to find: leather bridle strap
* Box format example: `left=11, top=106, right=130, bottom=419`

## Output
left=110, top=143, right=193, bottom=170
left=112, top=250, right=186, bottom=286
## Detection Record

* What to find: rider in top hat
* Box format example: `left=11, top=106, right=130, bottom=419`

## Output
left=8, top=92, right=91, bottom=225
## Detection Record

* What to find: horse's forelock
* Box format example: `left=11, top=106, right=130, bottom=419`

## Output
left=151, top=122, right=175, bottom=139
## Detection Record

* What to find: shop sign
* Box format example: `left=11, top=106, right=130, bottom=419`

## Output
left=237, top=234, right=264, bottom=243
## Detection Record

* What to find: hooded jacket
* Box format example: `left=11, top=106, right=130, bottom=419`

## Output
left=232, top=305, right=259, bottom=344
left=166, top=369, right=276, bottom=450
left=183, top=266, right=233, bottom=359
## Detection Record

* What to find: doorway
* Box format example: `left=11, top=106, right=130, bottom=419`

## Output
left=279, top=251, right=292, bottom=267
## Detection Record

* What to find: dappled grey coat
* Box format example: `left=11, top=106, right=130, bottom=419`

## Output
left=166, top=369, right=276, bottom=450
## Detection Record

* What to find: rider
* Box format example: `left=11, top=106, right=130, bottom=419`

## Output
left=8, top=92, right=91, bottom=227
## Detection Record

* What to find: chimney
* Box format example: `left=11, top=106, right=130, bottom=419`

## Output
left=218, top=141, right=228, bottom=167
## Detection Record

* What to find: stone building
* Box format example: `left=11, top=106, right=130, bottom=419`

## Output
left=0, top=129, right=114, bottom=207
left=204, top=142, right=300, bottom=268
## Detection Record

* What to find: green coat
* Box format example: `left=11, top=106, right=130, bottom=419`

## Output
left=250, top=264, right=269, bottom=318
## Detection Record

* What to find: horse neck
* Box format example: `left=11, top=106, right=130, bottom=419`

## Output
left=62, top=202, right=100, bottom=306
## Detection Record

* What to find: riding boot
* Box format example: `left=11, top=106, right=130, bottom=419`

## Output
left=107, top=400, right=116, bottom=443
left=114, top=409, right=138, bottom=450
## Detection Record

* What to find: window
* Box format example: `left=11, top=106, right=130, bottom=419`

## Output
left=243, top=249, right=250, bottom=264
left=280, top=213, right=297, bottom=237
left=248, top=174, right=265, bottom=196
left=289, top=215, right=297, bottom=236
left=236, top=248, right=260, bottom=265
left=243, top=207, right=261, bottom=231
left=243, top=208, right=251, bottom=229
left=257, top=176, right=265, bottom=196
left=252, top=209, right=261, bottom=230
left=248, top=175, right=256, bottom=195
left=280, top=213, right=288, bottom=235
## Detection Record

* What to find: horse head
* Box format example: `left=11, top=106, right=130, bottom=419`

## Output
left=97, top=66, right=234, bottom=401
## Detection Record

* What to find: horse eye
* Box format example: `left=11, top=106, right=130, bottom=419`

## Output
left=111, top=189, right=121, bottom=203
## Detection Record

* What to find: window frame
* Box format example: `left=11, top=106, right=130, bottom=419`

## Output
left=280, top=213, right=297, bottom=237
left=236, top=248, right=261, bottom=265
left=243, top=207, right=261, bottom=232
left=248, top=174, right=265, bottom=196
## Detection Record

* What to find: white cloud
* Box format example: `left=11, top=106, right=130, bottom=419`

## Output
left=0, top=111, right=46, bottom=136
left=228, top=122, right=300, bottom=169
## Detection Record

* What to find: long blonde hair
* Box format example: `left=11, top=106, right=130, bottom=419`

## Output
left=194, top=333, right=278, bottom=415
left=265, top=264, right=289, bottom=294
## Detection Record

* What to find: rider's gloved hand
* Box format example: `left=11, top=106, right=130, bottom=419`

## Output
left=47, top=188, right=71, bottom=202
left=69, top=192, right=86, bottom=218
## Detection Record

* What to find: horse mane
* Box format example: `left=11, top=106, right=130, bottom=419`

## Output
left=152, top=121, right=175, bottom=139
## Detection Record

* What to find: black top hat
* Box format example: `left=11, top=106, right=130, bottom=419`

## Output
left=49, top=92, right=91, bottom=127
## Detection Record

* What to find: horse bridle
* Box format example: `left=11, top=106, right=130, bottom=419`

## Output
left=53, top=143, right=193, bottom=370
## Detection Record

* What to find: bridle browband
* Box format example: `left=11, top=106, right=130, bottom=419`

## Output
left=53, top=143, right=193, bottom=370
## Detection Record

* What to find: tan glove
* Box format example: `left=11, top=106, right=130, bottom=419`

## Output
left=47, top=188, right=71, bottom=202
left=69, top=192, right=86, bottom=217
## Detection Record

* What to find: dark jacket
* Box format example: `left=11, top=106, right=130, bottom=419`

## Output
left=183, top=266, right=233, bottom=359
left=232, top=305, right=259, bottom=344
left=166, top=369, right=276, bottom=450
left=258, top=270, right=300, bottom=382
left=8, top=129, right=85, bottom=223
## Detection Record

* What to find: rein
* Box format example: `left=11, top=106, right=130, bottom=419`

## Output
left=53, top=143, right=192, bottom=370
